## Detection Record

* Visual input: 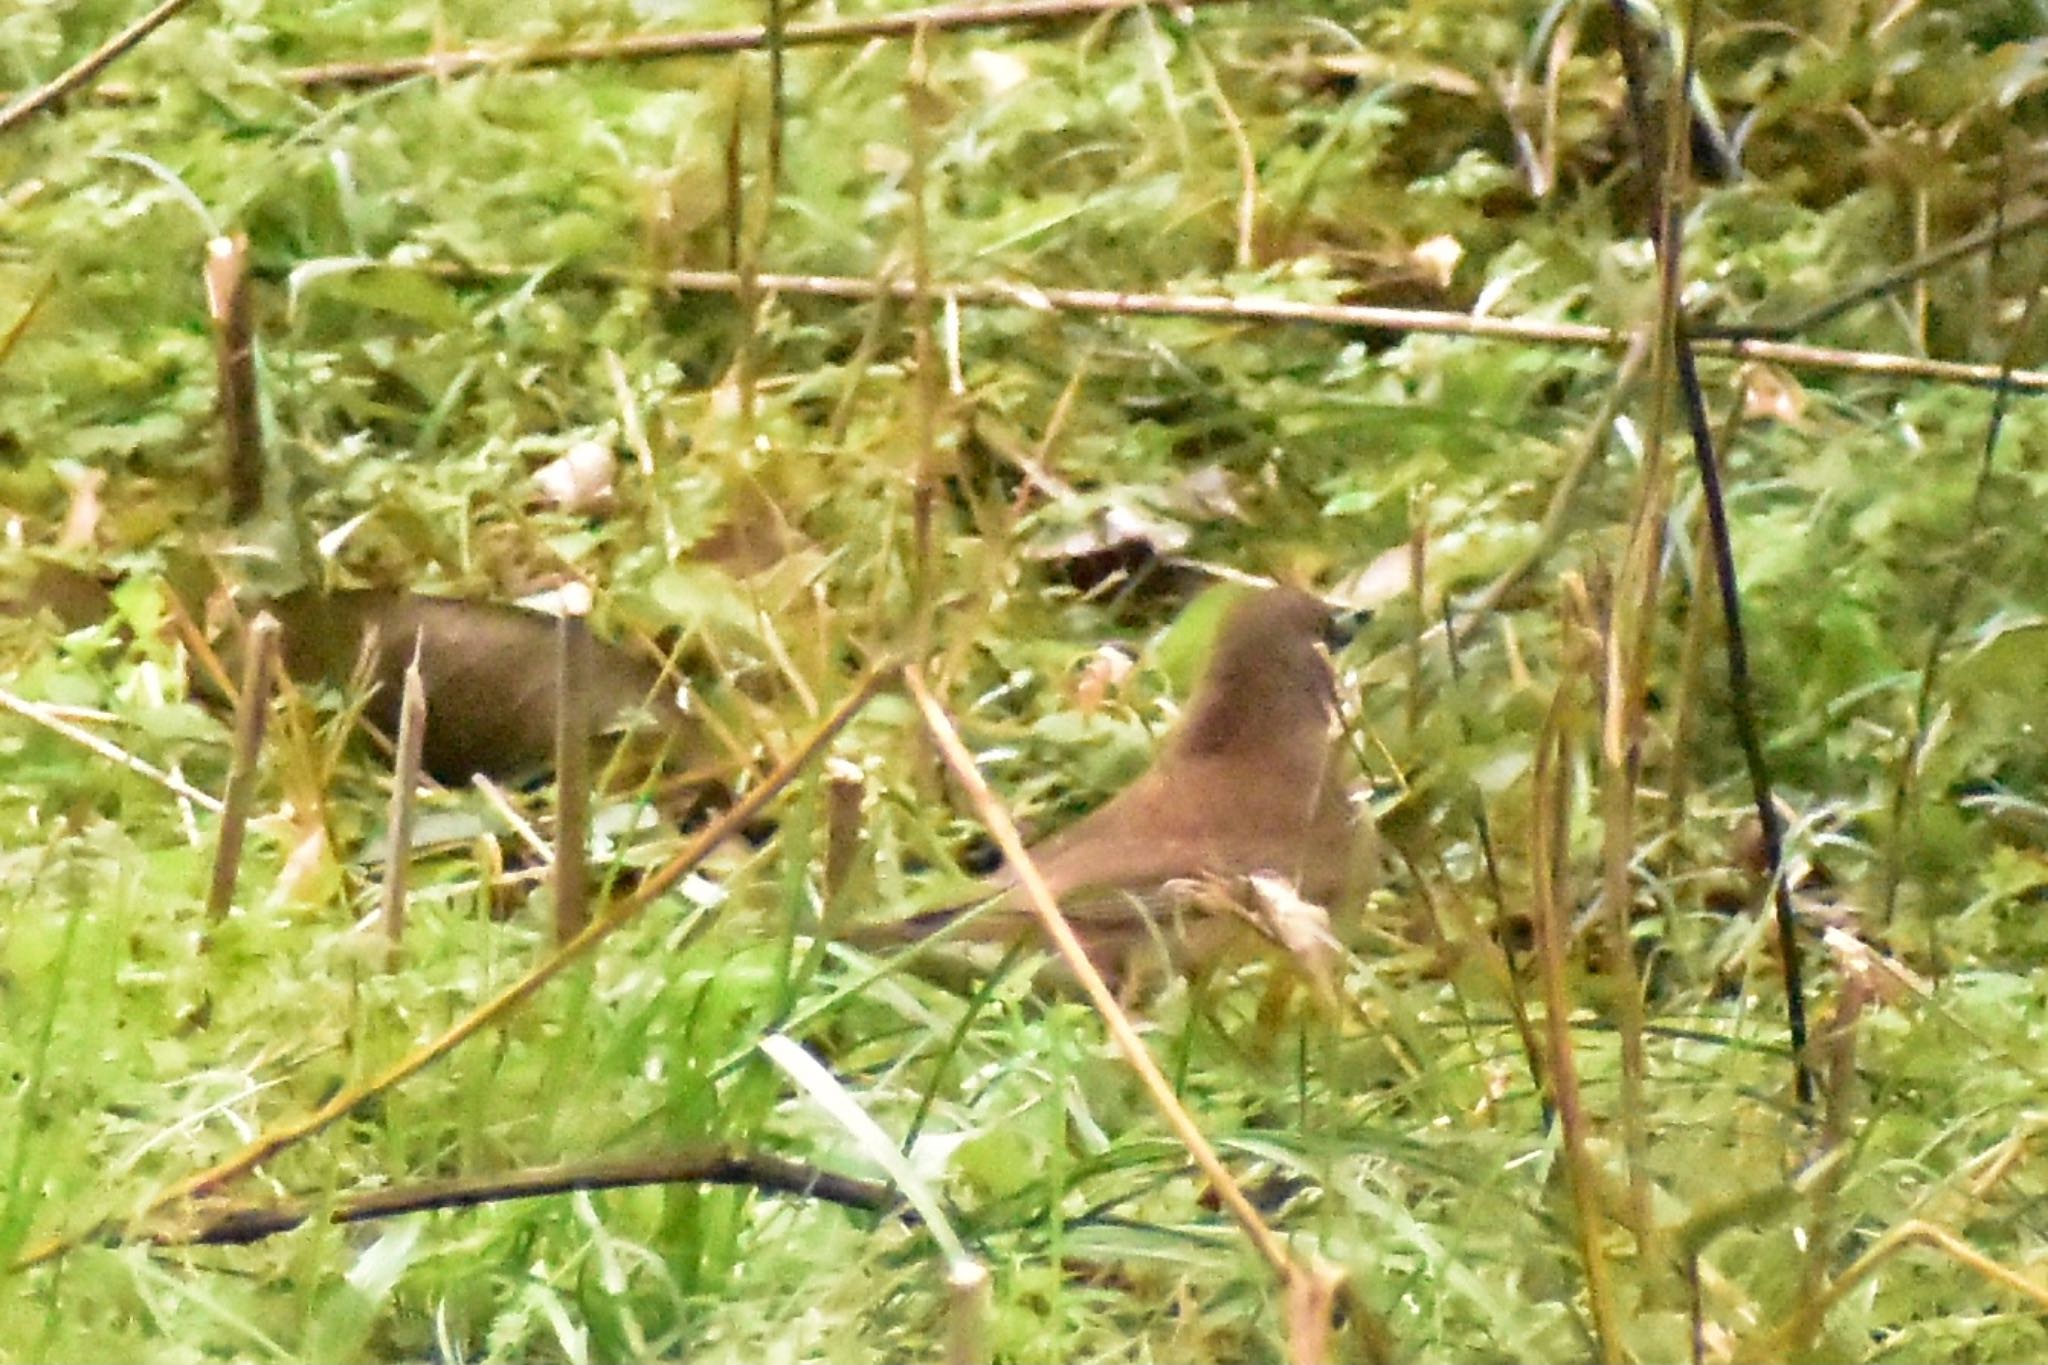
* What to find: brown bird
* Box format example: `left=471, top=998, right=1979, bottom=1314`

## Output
left=242, top=589, right=727, bottom=797
left=850, top=585, right=1377, bottom=993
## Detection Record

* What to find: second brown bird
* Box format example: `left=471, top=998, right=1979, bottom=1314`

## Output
left=851, top=585, right=1377, bottom=991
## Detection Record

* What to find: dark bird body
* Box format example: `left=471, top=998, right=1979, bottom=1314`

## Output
left=260, top=589, right=716, bottom=787
left=853, top=586, right=1375, bottom=988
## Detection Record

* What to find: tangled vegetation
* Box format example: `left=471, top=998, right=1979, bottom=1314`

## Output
left=2, top=0, right=2046, bottom=1360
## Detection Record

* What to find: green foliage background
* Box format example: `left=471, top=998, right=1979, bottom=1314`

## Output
left=2, top=0, right=2047, bottom=1360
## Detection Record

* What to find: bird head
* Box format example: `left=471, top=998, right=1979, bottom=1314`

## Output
left=1172, top=586, right=1340, bottom=759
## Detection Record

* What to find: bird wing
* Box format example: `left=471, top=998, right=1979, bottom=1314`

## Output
left=1016, top=753, right=1335, bottom=898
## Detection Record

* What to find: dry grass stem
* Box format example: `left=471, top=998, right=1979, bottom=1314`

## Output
left=205, top=612, right=279, bottom=921
left=379, top=643, right=429, bottom=958
left=906, top=22, right=942, bottom=645
left=553, top=612, right=591, bottom=942
left=945, top=1259, right=993, bottom=1365
left=202, top=234, right=263, bottom=524
left=1532, top=654, right=1621, bottom=1363
left=470, top=774, right=552, bottom=862
left=0, top=686, right=224, bottom=815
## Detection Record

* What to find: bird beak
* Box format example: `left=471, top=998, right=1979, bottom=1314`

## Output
left=1324, top=607, right=1371, bottom=652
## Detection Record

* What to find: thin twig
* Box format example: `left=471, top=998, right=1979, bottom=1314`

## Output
left=206, top=613, right=278, bottom=921
left=1183, top=29, right=1260, bottom=268
left=0, top=0, right=200, bottom=134
left=1609, top=0, right=1812, bottom=1111
left=765, top=0, right=787, bottom=196
left=945, top=1260, right=994, bottom=1365
left=163, top=583, right=238, bottom=709
left=906, top=24, right=942, bottom=649
left=1687, top=352, right=1815, bottom=1107
left=59, top=0, right=1250, bottom=102
left=1661, top=367, right=1751, bottom=893
left=726, top=92, right=757, bottom=425
left=1596, top=0, right=1701, bottom=1247
left=470, top=774, right=551, bottom=862
left=1405, top=502, right=1427, bottom=740
left=1746, top=1218, right=2048, bottom=1359
left=1439, top=600, right=1548, bottom=1118
left=625, top=269, right=2046, bottom=392
left=0, top=688, right=223, bottom=814
left=142, top=1145, right=903, bottom=1248
left=0, top=277, right=55, bottom=365
left=821, top=758, right=865, bottom=922
left=901, top=669, right=1280, bottom=1264
left=392, top=255, right=2048, bottom=391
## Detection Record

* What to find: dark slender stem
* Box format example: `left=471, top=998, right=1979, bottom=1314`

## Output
left=1607, top=0, right=1812, bottom=1111
left=765, top=0, right=786, bottom=195
left=1673, top=337, right=1812, bottom=1108
left=1697, top=200, right=2048, bottom=343
left=143, top=1146, right=905, bottom=1249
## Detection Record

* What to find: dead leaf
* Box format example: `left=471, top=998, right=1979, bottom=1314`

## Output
left=691, top=475, right=804, bottom=579
left=967, top=49, right=1030, bottom=97
left=1246, top=872, right=1343, bottom=1010
left=1331, top=542, right=1417, bottom=611
left=532, top=440, right=617, bottom=513
left=1158, top=464, right=1243, bottom=521
left=1742, top=365, right=1808, bottom=427
left=1023, top=501, right=1191, bottom=564
left=1070, top=645, right=1135, bottom=715
left=1410, top=234, right=1465, bottom=289
left=57, top=465, right=105, bottom=550
left=1821, top=924, right=1930, bottom=1009
left=1304, top=51, right=1482, bottom=97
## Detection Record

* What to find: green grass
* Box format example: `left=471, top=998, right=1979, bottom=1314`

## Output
left=4, top=0, right=2048, bottom=1359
